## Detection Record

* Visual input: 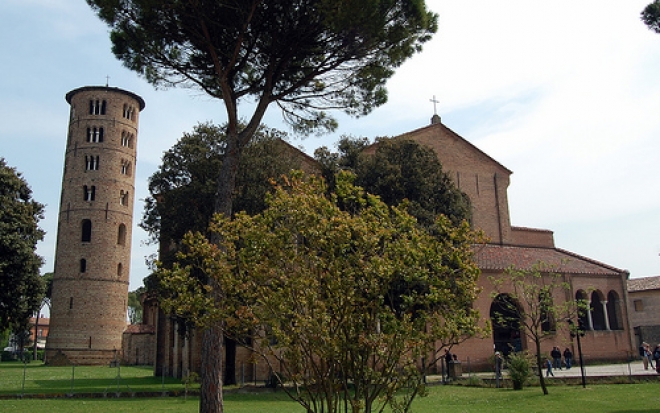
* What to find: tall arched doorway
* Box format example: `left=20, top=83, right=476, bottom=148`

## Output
left=490, top=294, right=524, bottom=356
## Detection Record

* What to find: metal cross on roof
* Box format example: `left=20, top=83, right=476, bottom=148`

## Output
left=430, top=95, right=439, bottom=115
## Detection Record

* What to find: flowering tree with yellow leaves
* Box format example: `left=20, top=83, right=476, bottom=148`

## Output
left=159, top=171, right=483, bottom=413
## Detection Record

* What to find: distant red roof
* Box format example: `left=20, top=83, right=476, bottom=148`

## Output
left=474, top=244, right=626, bottom=275
left=123, top=324, right=155, bottom=334
left=511, top=226, right=553, bottom=234
left=628, top=275, right=660, bottom=292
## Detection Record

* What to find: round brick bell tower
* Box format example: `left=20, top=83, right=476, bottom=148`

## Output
left=46, top=86, right=145, bottom=365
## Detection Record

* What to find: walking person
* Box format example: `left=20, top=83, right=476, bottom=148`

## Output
left=640, top=343, right=649, bottom=370
left=645, top=343, right=655, bottom=370
left=545, top=358, right=554, bottom=377
left=443, top=348, right=452, bottom=382
left=494, top=351, right=504, bottom=379
left=653, top=344, right=660, bottom=374
left=563, top=347, right=573, bottom=370
left=551, top=346, right=562, bottom=370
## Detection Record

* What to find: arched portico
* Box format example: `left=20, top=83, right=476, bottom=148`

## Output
left=575, top=290, right=591, bottom=330
left=591, top=290, right=607, bottom=331
left=606, top=290, right=623, bottom=330
left=490, top=294, right=524, bottom=356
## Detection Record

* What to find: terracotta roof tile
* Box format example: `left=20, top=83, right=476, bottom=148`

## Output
left=627, top=275, right=660, bottom=292
left=473, top=244, right=625, bottom=275
left=511, top=226, right=553, bottom=233
left=123, top=324, right=155, bottom=334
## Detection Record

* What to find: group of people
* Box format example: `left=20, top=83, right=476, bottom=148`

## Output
left=545, top=346, right=573, bottom=377
left=639, top=342, right=660, bottom=373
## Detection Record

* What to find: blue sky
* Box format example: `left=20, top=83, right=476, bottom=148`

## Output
left=1, top=1, right=659, bottom=291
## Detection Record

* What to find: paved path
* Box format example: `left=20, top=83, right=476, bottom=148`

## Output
left=463, top=360, right=660, bottom=380
left=544, top=360, right=658, bottom=378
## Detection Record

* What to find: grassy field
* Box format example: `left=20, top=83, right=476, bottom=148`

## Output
left=0, top=362, right=189, bottom=395
left=1, top=362, right=659, bottom=413
left=2, top=384, right=660, bottom=413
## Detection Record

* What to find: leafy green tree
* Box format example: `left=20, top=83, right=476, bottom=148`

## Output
left=0, top=329, right=9, bottom=350
left=642, top=0, right=660, bottom=33
left=506, top=351, right=533, bottom=390
left=141, top=122, right=305, bottom=384
left=0, top=159, right=45, bottom=334
left=33, top=272, right=53, bottom=360
left=159, top=171, right=484, bottom=413
left=141, top=122, right=301, bottom=251
left=88, top=1, right=437, bottom=409
left=128, top=287, right=145, bottom=325
left=314, top=135, right=371, bottom=193
left=88, top=0, right=437, bottom=218
left=489, top=263, right=587, bottom=395
left=316, top=137, right=471, bottom=228
left=41, top=272, right=53, bottom=301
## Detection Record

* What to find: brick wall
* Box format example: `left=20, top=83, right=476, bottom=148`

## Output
left=628, top=289, right=660, bottom=328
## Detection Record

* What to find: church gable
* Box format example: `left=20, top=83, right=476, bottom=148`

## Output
left=386, top=121, right=513, bottom=244
left=397, top=122, right=511, bottom=179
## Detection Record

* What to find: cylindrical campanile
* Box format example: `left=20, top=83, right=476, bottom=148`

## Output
left=46, top=86, right=145, bottom=365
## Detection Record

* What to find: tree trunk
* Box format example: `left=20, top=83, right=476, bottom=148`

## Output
left=198, top=133, right=242, bottom=413
left=33, top=309, right=40, bottom=361
left=214, top=133, right=242, bottom=217
left=200, top=321, right=224, bottom=413
left=535, top=338, right=548, bottom=395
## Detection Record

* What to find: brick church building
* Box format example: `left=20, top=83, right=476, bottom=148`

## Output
left=393, top=115, right=634, bottom=370
left=134, top=115, right=634, bottom=378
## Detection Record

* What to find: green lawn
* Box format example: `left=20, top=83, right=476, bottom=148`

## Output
left=3, top=384, right=660, bottom=413
left=0, top=362, right=188, bottom=395
left=1, top=362, right=659, bottom=413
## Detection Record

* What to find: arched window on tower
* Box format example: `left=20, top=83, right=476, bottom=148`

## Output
left=80, top=258, right=87, bottom=273
left=121, top=131, right=134, bottom=148
left=121, top=160, right=131, bottom=176
left=123, top=104, right=135, bottom=121
left=81, top=219, right=92, bottom=242
left=117, top=263, right=123, bottom=277
left=120, top=190, right=129, bottom=206
left=83, top=185, right=96, bottom=202
left=87, top=127, right=104, bottom=143
left=89, top=99, right=106, bottom=115
left=117, top=223, right=126, bottom=246
left=85, top=156, right=99, bottom=171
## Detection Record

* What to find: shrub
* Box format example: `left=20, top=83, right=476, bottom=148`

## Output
left=22, top=350, right=45, bottom=361
left=1, top=350, right=15, bottom=362
left=507, top=352, right=532, bottom=390
left=182, top=371, right=200, bottom=386
left=466, top=375, right=483, bottom=387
